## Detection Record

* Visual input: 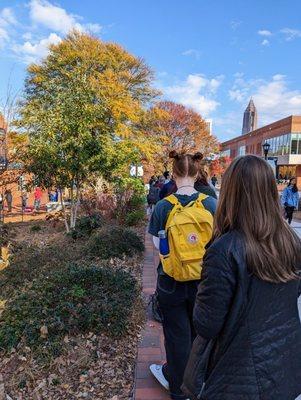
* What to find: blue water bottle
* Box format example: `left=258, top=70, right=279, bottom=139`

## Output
left=158, top=230, right=170, bottom=256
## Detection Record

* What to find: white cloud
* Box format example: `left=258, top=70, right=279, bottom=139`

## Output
left=0, top=1, right=102, bottom=62
left=29, top=0, right=82, bottom=34
left=22, top=32, right=33, bottom=40
left=85, top=23, right=102, bottom=34
left=229, top=74, right=301, bottom=126
left=230, top=20, right=242, bottom=31
left=29, top=0, right=101, bottom=35
left=1, top=8, right=17, bottom=26
left=280, top=28, right=301, bottom=41
left=0, top=26, right=8, bottom=47
left=0, top=7, right=17, bottom=46
left=182, top=49, right=201, bottom=60
left=261, top=39, right=270, bottom=46
left=12, top=32, right=62, bottom=63
left=258, top=30, right=272, bottom=36
left=163, top=74, right=223, bottom=117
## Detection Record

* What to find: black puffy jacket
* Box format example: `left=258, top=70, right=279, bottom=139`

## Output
left=192, top=230, right=301, bottom=400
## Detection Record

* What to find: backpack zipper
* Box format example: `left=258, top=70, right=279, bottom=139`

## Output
left=197, top=382, right=206, bottom=399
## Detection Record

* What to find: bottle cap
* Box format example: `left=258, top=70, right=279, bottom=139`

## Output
left=158, top=230, right=166, bottom=239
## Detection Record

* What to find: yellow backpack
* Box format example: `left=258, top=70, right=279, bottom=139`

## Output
left=160, top=193, right=214, bottom=281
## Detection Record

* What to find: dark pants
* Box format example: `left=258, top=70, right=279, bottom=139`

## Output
left=285, top=206, right=294, bottom=224
left=157, top=274, right=199, bottom=400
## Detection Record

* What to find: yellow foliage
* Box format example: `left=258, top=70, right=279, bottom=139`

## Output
left=0, top=246, right=10, bottom=271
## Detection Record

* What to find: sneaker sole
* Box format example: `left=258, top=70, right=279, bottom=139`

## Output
left=149, top=365, right=169, bottom=391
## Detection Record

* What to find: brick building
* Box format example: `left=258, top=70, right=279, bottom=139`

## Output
left=0, top=116, right=48, bottom=211
left=221, top=115, right=301, bottom=185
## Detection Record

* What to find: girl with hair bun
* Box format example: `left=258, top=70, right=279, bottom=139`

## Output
left=148, top=150, right=217, bottom=400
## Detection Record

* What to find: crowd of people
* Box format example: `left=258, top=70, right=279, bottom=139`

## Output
left=148, top=152, right=301, bottom=400
left=147, top=169, right=218, bottom=212
left=0, top=186, right=60, bottom=215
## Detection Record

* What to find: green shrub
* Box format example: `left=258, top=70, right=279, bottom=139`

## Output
left=128, top=194, right=146, bottom=208
left=87, top=226, right=144, bottom=259
left=0, top=265, right=139, bottom=355
left=30, top=225, right=42, bottom=232
left=114, top=177, right=146, bottom=223
left=125, top=210, right=145, bottom=226
left=70, top=213, right=104, bottom=239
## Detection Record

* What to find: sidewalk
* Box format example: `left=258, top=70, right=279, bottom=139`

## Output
left=133, top=232, right=169, bottom=400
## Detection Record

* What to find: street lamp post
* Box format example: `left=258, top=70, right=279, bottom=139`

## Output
left=262, top=141, right=271, bottom=161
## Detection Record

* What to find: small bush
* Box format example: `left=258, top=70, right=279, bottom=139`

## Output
left=114, top=177, right=146, bottom=223
left=87, top=226, right=144, bottom=259
left=125, top=210, right=145, bottom=226
left=0, top=265, right=139, bottom=354
left=30, top=225, right=42, bottom=232
left=128, top=194, right=145, bottom=208
left=70, top=213, right=104, bottom=239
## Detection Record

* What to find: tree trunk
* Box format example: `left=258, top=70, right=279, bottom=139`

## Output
left=59, top=188, right=70, bottom=233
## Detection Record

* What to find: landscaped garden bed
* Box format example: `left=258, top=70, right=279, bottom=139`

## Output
left=0, top=214, right=146, bottom=399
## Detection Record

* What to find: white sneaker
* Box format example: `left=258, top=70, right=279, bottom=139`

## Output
left=149, top=364, right=169, bottom=390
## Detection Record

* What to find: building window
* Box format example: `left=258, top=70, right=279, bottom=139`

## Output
left=291, top=133, right=298, bottom=155
left=238, top=145, right=246, bottom=156
left=220, top=149, right=230, bottom=157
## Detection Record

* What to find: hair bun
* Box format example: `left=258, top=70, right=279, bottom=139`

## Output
left=169, top=150, right=179, bottom=159
left=192, top=152, right=203, bottom=161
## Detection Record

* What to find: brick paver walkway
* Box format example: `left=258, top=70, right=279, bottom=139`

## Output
left=133, top=232, right=170, bottom=400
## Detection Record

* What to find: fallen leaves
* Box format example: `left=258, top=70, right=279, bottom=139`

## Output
left=0, top=257, right=145, bottom=399
left=40, top=326, right=48, bottom=339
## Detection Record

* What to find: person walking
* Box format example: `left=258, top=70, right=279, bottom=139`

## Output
left=34, top=186, right=42, bottom=212
left=149, top=151, right=217, bottom=400
left=211, top=174, right=218, bottom=187
left=282, top=177, right=299, bottom=224
left=194, top=169, right=217, bottom=199
left=21, top=191, right=28, bottom=210
left=183, top=155, right=301, bottom=400
left=147, top=180, right=160, bottom=212
left=5, top=189, right=13, bottom=213
left=0, top=193, right=3, bottom=221
left=159, top=171, right=178, bottom=199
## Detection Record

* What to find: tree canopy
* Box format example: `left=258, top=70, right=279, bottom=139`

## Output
left=17, top=31, right=158, bottom=230
left=145, top=101, right=219, bottom=170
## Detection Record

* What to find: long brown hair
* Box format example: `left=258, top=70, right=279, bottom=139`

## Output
left=215, top=155, right=301, bottom=283
left=169, top=150, right=203, bottom=177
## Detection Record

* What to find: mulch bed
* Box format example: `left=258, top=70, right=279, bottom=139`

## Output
left=0, top=219, right=146, bottom=400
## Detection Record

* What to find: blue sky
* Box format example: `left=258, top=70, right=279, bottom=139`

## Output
left=0, top=0, right=301, bottom=141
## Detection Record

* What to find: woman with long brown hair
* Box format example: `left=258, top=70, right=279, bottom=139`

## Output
left=183, top=155, right=301, bottom=400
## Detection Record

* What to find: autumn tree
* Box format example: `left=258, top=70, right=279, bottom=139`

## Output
left=17, top=31, right=158, bottom=232
left=0, top=78, right=24, bottom=190
left=146, top=101, right=219, bottom=171
left=209, top=155, right=231, bottom=177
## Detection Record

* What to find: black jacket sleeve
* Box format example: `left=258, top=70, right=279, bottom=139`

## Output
left=193, top=248, right=237, bottom=339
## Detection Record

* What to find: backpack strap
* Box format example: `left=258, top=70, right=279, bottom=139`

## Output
left=165, top=194, right=181, bottom=206
left=186, top=193, right=208, bottom=208
left=165, top=194, right=183, bottom=230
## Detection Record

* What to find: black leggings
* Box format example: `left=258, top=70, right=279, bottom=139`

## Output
left=285, top=206, right=294, bottom=224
